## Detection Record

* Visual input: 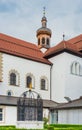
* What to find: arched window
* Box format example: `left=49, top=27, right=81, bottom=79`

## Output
left=26, top=74, right=35, bottom=89
left=40, top=76, right=48, bottom=90
left=9, top=70, right=20, bottom=86
left=47, top=38, right=49, bottom=45
left=71, top=62, right=80, bottom=75
left=38, top=38, right=40, bottom=45
left=41, top=79, right=46, bottom=90
left=7, top=91, right=12, bottom=96
left=42, top=37, right=45, bottom=44
left=10, top=73, right=16, bottom=85
left=27, top=76, right=32, bottom=88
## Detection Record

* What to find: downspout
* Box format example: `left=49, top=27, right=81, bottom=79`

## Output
left=50, top=64, right=53, bottom=100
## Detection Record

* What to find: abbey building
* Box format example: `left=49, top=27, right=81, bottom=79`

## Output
left=0, top=13, right=82, bottom=126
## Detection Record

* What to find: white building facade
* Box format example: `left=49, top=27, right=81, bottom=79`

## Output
left=0, top=14, right=82, bottom=127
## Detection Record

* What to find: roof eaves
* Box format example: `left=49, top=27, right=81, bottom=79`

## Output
left=44, top=47, right=82, bottom=59
left=0, top=49, right=52, bottom=65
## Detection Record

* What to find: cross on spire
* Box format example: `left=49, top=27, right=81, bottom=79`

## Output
left=43, top=7, right=46, bottom=16
left=63, top=33, right=65, bottom=41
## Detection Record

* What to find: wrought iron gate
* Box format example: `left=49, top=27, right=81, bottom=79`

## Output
left=17, top=90, right=43, bottom=121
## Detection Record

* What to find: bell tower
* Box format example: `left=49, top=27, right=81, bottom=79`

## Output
left=36, top=8, right=52, bottom=50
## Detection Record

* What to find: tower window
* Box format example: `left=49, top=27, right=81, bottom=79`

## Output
left=38, top=38, right=40, bottom=45
left=42, top=37, right=45, bottom=44
left=47, top=38, right=49, bottom=45
left=10, top=73, right=16, bottom=85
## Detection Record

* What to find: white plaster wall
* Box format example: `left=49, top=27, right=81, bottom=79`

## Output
left=50, top=52, right=82, bottom=102
left=5, top=106, right=17, bottom=125
left=0, top=106, right=17, bottom=126
left=63, top=53, right=82, bottom=100
left=49, top=53, right=67, bottom=102
left=58, top=109, right=82, bottom=124
left=0, top=53, right=50, bottom=100
left=43, top=108, right=49, bottom=118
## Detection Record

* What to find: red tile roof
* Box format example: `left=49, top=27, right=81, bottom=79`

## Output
left=68, top=34, right=82, bottom=44
left=44, top=40, right=81, bottom=58
left=0, top=33, right=51, bottom=65
left=68, top=34, right=82, bottom=51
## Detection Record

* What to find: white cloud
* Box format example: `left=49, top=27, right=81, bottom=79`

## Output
left=0, top=0, right=82, bottom=46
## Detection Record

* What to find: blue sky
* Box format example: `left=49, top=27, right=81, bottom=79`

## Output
left=0, top=0, right=82, bottom=46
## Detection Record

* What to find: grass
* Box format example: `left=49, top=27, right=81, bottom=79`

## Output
left=1, top=124, right=82, bottom=130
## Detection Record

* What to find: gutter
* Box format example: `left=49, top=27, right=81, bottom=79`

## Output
left=50, top=64, right=53, bottom=100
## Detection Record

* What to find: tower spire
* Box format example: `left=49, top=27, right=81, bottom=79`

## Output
left=41, top=7, right=47, bottom=28
left=36, top=8, right=52, bottom=50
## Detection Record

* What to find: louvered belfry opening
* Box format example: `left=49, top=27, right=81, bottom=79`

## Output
left=17, top=90, right=43, bottom=121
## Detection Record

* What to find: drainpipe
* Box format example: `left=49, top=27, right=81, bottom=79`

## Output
left=50, top=64, right=53, bottom=100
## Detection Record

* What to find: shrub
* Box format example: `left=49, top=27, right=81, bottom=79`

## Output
left=43, top=117, right=49, bottom=125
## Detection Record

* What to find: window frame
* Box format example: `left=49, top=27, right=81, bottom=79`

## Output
left=10, top=73, right=16, bottom=86
left=26, top=73, right=35, bottom=89
left=47, top=38, right=49, bottom=45
left=38, top=38, right=40, bottom=45
left=41, top=79, right=46, bottom=90
left=9, top=70, right=20, bottom=86
left=42, top=37, right=45, bottom=45
left=0, top=107, right=5, bottom=123
left=40, top=76, right=48, bottom=91
left=71, top=61, right=80, bottom=76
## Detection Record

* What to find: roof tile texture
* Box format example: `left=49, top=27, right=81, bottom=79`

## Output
left=0, top=33, right=51, bottom=65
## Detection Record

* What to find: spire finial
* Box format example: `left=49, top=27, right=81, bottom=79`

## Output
left=63, top=33, right=65, bottom=41
left=43, top=7, right=46, bottom=16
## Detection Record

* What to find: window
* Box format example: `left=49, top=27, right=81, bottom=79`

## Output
left=71, top=62, right=80, bottom=75
left=9, top=70, right=20, bottom=86
left=40, top=77, right=48, bottom=90
left=7, top=91, right=12, bottom=96
left=26, top=74, right=35, bottom=89
left=27, top=76, right=32, bottom=88
left=38, top=38, right=40, bottom=45
left=0, top=108, right=3, bottom=121
left=41, top=79, right=46, bottom=90
left=42, top=37, right=45, bottom=44
left=47, top=38, right=49, bottom=45
left=10, top=73, right=16, bottom=85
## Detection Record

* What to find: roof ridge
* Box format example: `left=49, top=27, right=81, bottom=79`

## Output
left=0, top=33, right=36, bottom=45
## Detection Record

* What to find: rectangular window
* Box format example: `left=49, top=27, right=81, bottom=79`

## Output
left=0, top=108, right=3, bottom=121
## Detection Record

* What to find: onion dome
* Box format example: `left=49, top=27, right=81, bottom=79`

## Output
left=36, top=7, right=52, bottom=50
left=36, top=16, right=52, bottom=37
